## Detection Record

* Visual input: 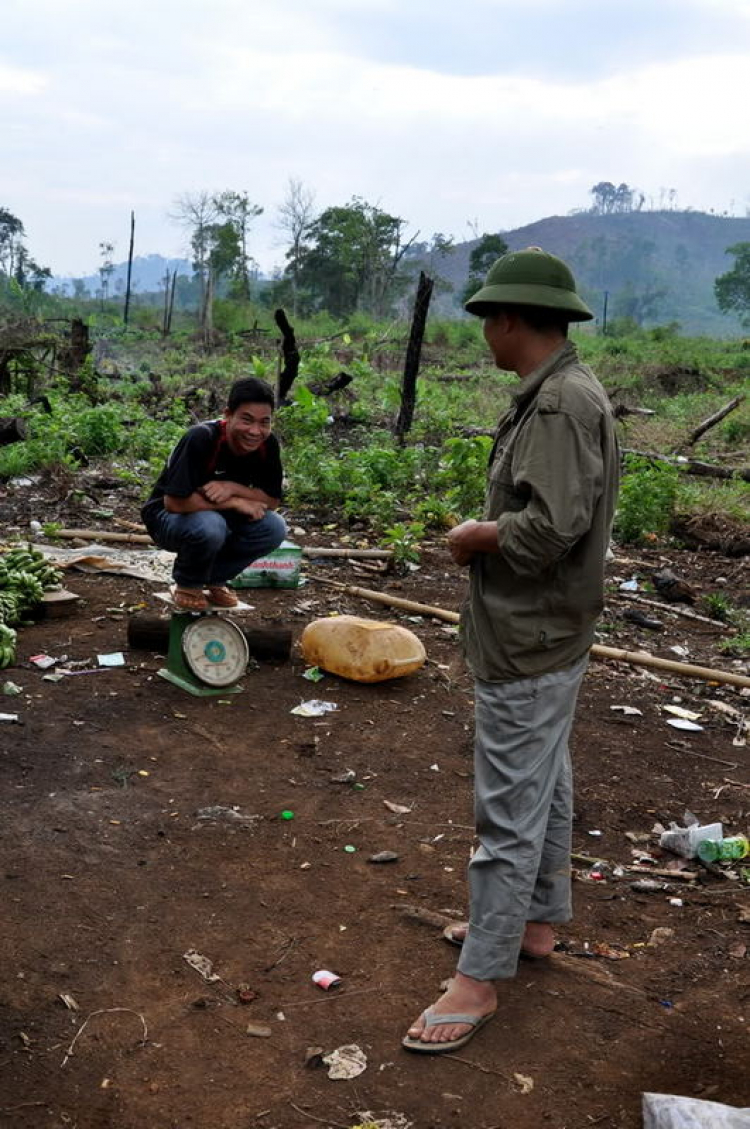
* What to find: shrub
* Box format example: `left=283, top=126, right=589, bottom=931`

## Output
left=614, top=454, right=679, bottom=543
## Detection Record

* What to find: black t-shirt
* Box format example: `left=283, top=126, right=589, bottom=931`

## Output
left=141, top=419, right=283, bottom=529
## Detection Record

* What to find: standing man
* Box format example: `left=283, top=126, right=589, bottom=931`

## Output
left=142, top=376, right=287, bottom=611
left=404, top=249, right=619, bottom=1053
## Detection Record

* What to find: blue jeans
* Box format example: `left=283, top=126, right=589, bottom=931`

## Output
left=149, top=508, right=287, bottom=587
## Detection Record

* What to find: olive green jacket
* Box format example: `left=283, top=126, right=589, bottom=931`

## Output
left=462, top=341, right=619, bottom=682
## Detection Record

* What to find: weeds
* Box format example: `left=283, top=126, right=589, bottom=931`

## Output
left=615, top=454, right=680, bottom=543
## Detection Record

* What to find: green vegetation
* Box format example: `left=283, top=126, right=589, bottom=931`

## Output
left=614, top=454, right=680, bottom=544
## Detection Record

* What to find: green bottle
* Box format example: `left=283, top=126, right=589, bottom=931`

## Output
left=697, top=835, right=749, bottom=863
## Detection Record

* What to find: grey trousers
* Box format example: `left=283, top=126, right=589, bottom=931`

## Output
left=457, top=653, right=588, bottom=982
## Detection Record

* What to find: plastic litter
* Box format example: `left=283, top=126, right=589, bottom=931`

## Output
left=610, top=705, right=643, bottom=716
left=660, top=821, right=723, bottom=859
left=643, top=1092, right=750, bottom=1128
left=290, top=699, right=339, bottom=717
left=619, top=579, right=639, bottom=592
left=697, top=835, right=749, bottom=863
left=666, top=718, right=704, bottom=732
left=383, top=800, right=412, bottom=815
left=323, top=1043, right=367, bottom=1080
left=30, top=654, right=57, bottom=669
left=312, top=969, right=342, bottom=991
left=302, top=666, right=325, bottom=682
left=97, top=652, right=125, bottom=667
left=0, top=713, right=20, bottom=723
left=2, top=681, right=22, bottom=696
left=183, top=949, right=220, bottom=982
left=664, top=705, right=702, bottom=722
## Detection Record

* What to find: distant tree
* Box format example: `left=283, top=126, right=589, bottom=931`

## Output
left=72, top=278, right=89, bottom=300
left=590, top=182, right=617, bottom=214
left=462, top=232, right=508, bottom=305
left=296, top=197, right=416, bottom=317
left=214, top=190, right=263, bottom=299
left=715, top=242, right=750, bottom=325
left=0, top=207, right=25, bottom=276
left=170, top=191, right=219, bottom=327
left=276, top=177, right=316, bottom=315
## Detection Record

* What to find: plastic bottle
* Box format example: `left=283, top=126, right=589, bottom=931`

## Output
left=659, top=822, right=723, bottom=858
left=697, top=835, right=750, bottom=863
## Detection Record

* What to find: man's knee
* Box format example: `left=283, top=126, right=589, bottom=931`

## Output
left=184, top=511, right=228, bottom=550
left=262, top=510, right=287, bottom=550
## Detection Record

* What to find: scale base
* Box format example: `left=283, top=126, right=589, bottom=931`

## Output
left=157, top=666, right=243, bottom=697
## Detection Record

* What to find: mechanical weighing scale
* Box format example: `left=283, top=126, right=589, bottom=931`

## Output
left=154, top=593, right=253, bottom=697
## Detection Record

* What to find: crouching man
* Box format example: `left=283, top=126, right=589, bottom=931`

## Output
left=142, top=376, right=286, bottom=611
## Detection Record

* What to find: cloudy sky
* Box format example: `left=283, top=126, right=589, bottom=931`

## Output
left=3, top=0, right=750, bottom=277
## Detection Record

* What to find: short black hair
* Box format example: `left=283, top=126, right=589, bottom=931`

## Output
left=227, top=376, right=275, bottom=413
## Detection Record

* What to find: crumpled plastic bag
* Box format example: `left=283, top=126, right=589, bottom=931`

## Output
left=643, top=1093, right=750, bottom=1128
left=322, top=1043, right=367, bottom=1080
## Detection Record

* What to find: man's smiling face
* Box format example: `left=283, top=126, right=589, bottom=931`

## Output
left=224, top=400, right=273, bottom=455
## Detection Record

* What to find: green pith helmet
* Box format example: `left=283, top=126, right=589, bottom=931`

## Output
left=465, top=247, right=594, bottom=322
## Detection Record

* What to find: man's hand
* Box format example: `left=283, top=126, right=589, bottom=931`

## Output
left=231, top=497, right=267, bottom=520
left=447, top=519, right=499, bottom=566
left=201, top=480, right=240, bottom=506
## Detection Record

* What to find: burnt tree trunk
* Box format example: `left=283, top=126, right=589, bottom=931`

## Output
left=123, top=210, right=135, bottom=326
left=275, top=308, right=300, bottom=404
left=394, top=271, right=434, bottom=443
left=0, top=417, right=26, bottom=446
left=127, top=614, right=292, bottom=662
left=166, top=270, right=177, bottom=336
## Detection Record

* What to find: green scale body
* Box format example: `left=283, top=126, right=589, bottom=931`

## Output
left=158, top=611, right=248, bottom=697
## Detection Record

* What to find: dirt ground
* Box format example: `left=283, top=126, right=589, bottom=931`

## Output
left=0, top=487, right=748, bottom=1128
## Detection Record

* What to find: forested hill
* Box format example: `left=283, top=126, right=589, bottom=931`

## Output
left=433, top=211, right=750, bottom=335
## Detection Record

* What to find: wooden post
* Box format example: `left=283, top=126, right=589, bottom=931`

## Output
left=274, top=308, right=300, bottom=404
left=123, top=210, right=135, bottom=326
left=166, top=270, right=177, bottom=335
left=395, top=271, right=433, bottom=443
left=162, top=269, right=170, bottom=336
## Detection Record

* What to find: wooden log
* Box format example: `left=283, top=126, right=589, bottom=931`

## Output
left=684, top=395, right=744, bottom=448
left=127, top=613, right=292, bottom=661
left=311, top=577, right=750, bottom=689
left=0, top=417, right=26, bottom=447
left=622, top=448, right=750, bottom=484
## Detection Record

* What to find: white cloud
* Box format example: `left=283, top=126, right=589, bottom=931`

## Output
left=0, top=61, right=47, bottom=95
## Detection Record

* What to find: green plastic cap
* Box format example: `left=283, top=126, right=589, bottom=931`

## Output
left=465, top=247, right=593, bottom=322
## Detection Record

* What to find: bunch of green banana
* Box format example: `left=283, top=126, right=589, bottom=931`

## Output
left=0, top=590, right=23, bottom=627
left=0, top=623, right=17, bottom=669
left=0, top=545, right=63, bottom=594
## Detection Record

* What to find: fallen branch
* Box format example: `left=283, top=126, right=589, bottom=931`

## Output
left=617, top=591, right=729, bottom=628
left=311, top=577, right=750, bottom=689
left=683, top=395, right=744, bottom=448
left=392, top=903, right=455, bottom=930
left=622, top=447, right=750, bottom=483
left=289, top=1102, right=349, bottom=1129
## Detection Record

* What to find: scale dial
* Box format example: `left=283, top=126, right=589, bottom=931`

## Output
left=181, top=617, right=249, bottom=687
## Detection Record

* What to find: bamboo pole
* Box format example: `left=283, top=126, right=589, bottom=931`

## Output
left=52, top=529, right=393, bottom=559
left=311, top=577, right=750, bottom=689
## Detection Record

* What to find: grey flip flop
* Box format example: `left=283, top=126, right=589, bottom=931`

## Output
left=402, top=1008, right=494, bottom=1054
left=442, top=923, right=553, bottom=960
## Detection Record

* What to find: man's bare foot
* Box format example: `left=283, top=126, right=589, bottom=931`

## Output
left=444, top=920, right=555, bottom=958
left=405, top=971, right=496, bottom=1046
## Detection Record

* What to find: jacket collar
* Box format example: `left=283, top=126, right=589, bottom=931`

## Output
left=510, top=340, right=578, bottom=408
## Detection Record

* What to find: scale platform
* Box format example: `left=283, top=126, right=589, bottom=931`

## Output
left=154, top=591, right=253, bottom=697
